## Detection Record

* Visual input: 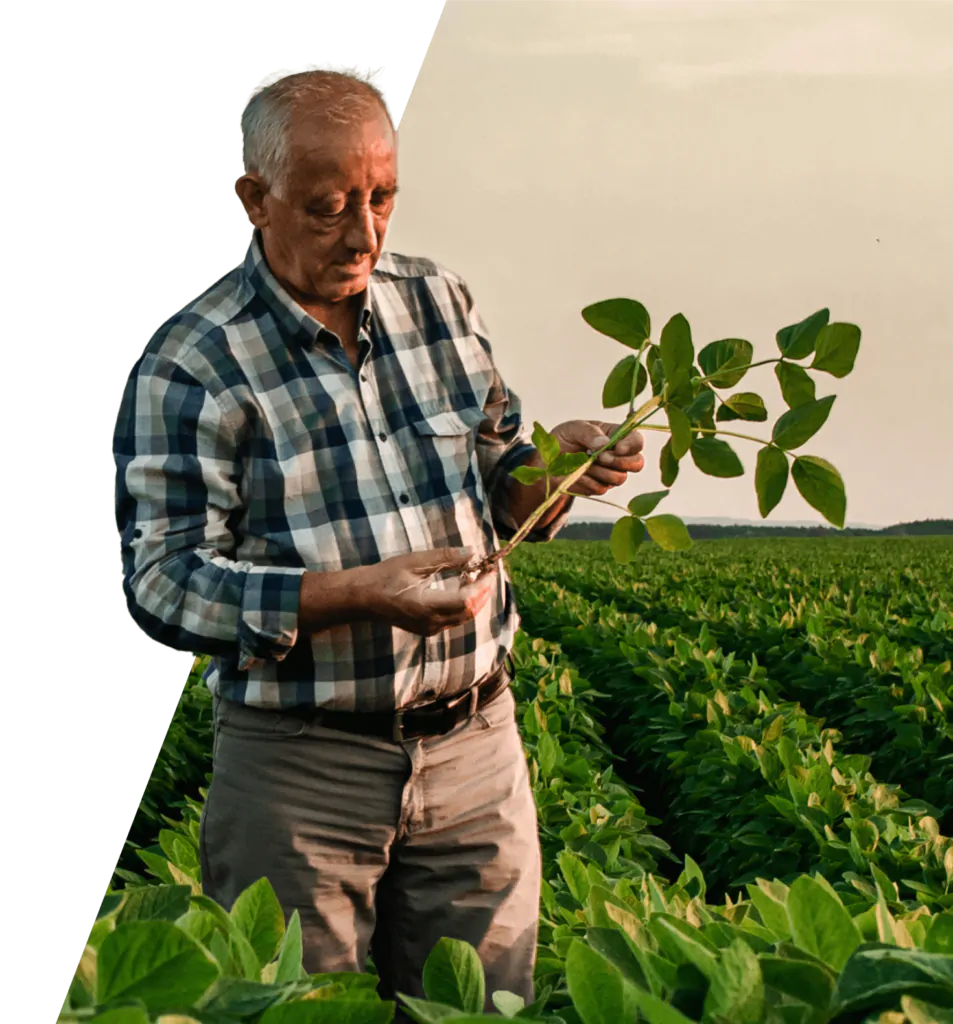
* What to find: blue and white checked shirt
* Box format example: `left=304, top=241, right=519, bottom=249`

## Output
left=114, top=231, right=570, bottom=711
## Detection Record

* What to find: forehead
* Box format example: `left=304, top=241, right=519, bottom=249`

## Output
left=285, top=108, right=397, bottom=188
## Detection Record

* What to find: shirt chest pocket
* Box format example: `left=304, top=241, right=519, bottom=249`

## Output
left=408, top=404, right=488, bottom=497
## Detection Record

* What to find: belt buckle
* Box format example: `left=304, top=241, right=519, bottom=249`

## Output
left=392, top=709, right=405, bottom=743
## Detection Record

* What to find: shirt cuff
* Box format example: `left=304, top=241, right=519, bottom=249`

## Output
left=237, top=566, right=308, bottom=671
left=490, top=443, right=575, bottom=544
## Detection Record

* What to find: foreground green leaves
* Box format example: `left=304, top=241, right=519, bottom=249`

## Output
left=85, top=593, right=953, bottom=1024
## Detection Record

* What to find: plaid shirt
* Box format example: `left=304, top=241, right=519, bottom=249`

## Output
left=114, top=231, right=569, bottom=711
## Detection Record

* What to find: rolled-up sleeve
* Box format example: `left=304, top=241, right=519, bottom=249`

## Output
left=113, top=353, right=305, bottom=669
left=458, top=284, right=573, bottom=544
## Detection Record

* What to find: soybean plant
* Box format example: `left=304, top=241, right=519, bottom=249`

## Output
left=462, top=301, right=860, bottom=581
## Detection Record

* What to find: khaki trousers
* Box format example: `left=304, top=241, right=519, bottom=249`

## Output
left=199, top=684, right=541, bottom=1015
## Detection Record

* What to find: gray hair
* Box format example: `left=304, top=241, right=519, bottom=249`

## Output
left=241, top=68, right=393, bottom=199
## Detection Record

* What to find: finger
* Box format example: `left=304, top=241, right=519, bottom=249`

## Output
left=567, top=475, right=611, bottom=498
left=592, top=454, right=645, bottom=476
left=584, top=464, right=630, bottom=488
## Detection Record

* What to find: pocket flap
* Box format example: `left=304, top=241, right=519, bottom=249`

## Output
left=411, top=405, right=486, bottom=437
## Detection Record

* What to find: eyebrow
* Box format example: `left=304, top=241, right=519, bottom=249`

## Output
left=305, top=184, right=399, bottom=202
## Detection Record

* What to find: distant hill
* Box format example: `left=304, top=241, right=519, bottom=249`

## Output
left=558, top=518, right=953, bottom=542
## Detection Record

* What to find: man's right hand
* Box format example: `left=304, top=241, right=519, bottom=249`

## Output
left=363, top=548, right=498, bottom=636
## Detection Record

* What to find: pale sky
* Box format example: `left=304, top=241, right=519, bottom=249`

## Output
left=386, top=0, right=953, bottom=527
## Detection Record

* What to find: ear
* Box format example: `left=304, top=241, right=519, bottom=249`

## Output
left=235, top=174, right=270, bottom=229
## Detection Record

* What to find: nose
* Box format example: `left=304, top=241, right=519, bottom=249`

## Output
left=344, top=203, right=377, bottom=256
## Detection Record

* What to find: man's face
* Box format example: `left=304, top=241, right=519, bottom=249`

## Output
left=242, top=106, right=398, bottom=308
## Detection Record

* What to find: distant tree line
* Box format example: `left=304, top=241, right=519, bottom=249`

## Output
left=558, top=519, right=953, bottom=542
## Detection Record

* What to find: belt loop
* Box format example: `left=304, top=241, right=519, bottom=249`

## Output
left=468, top=683, right=479, bottom=719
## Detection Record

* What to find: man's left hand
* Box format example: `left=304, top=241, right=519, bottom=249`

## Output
left=550, top=420, right=645, bottom=497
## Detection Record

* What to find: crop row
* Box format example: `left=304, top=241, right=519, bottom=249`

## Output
left=65, top=623, right=953, bottom=1023
left=511, top=538, right=953, bottom=819
left=510, top=564, right=953, bottom=906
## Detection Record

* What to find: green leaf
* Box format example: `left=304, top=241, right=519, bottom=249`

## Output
left=777, top=309, right=830, bottom=359
left=667, top=406, right=692, bottom=459
left=532, top=423, right=561, bottom=467
left=792, top=456, right=846, bottom=528
left=136, top=849, right=175, bottom=885
left=116, top=884, right=192, bottom=925
left=548, top=452, right=590, bottom=477
left=645, top=515, right=692, bottom=552
left=716, top=393, right=768, bottom=422
left=811, top=323, right=861, bottom=378
left=200, top=977, right=309, bottom=1017
left=421, top=937, right=486, bottom=1013
left=626, top=988, right=696, bottom=1024
left=786, top=875, right=861, bottom=973
left=610, top=516, right=646, bottom=564
left=924, top=913, right=953, bottom=954
left=398, top=995, right=466, bottom=1023
left=603, top=355, right=648, bottom=408
left=230, top=927, right=264, bottom=981
left=684, top=388, right=716, bottom=423
left=698, top=339, right=754, bottom=389
left=659, top=438, right=679, bottom=487
left=690, top=438, right=745, bottom=478
left=755, top=447, right=789, bottom=518
left=648, top=915, right=719, bottom=975
left=903, top=995, right=953, bottom=1024
left=628, top=490, right=669, bottom=517
left=492, top=990, right=526, bottom=1016
left=775, top=362, right=816, bottom=409
left=703, top=939, right=765, bottom=1023
left=758, top=955, right=834, bottom=1010
left=97, top=920, right=219, bottom=1014
left=537, top=731, right=558, bottom=778
left=647, top=346, right=665, bottom=396
left=833, top=947, right=953, bottom=1017
left=746, top=884, right=791, bottom=943
left=772, top=396, right=836, bottom=451
left=582, top=298, right=651, bottom=350
left=558, top=850, right=592, bottom=904
left=565, top=939, right=634, bottom=1024
left=659, top=314, right=694, bottom=390
left=510, top=465, right=548, bottom=486
left=231, top=878, right=286, bottom=968
left=88, top=1008, right=151, bottom=1024
left=178, top=909, right=221, bottom=952
left=275, top=910, right=305, bottom=984
left=261, top=1002, right=395, bottom=1023
left=585, top=928, right=650, bottom=990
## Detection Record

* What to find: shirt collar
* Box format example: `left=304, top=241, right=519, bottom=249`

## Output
left=241, top=230, right=373, bottom=348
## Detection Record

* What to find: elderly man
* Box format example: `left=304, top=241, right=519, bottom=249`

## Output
left=113, top=69, right=645, bottom=1011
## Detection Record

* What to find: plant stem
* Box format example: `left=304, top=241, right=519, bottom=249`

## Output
left=693, top=357, right=781, bottom=388
left=581, top=496, right=633, bottom=515
left=492, top=398, right=664, bottom=561
left=638, top=423, right=776, bottom=448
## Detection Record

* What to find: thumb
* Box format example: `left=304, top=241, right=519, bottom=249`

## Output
left=566, top=420, right=619, bottom=451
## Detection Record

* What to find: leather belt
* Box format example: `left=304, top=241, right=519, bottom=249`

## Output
left=287, top=661, right=513, bottom=742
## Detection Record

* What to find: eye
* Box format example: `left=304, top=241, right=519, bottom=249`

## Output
left=371, top=188, right=398, bottom=211
left=308, top=195, right=347, bottom=218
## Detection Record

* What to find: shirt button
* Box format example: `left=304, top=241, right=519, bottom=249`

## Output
left=360, top=373, right=367, bottom=382
left=379, top=431, right=387, bottom=441
left=399, top=493, right=410, bottom=504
